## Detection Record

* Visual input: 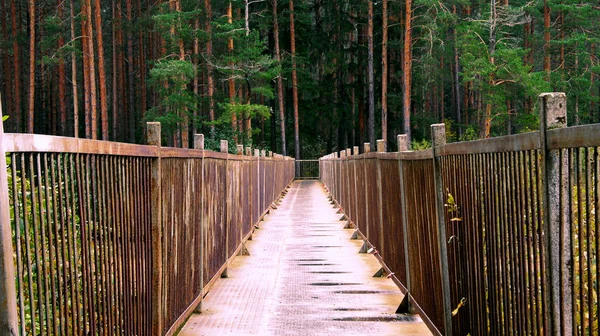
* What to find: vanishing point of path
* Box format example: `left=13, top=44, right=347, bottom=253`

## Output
left=179, top=180, right=432, bottom=336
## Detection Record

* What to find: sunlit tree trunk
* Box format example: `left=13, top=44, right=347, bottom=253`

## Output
left=402, top=0, right=413, bottom=143
left=93, top=0, right=108, bottom=140
left=272, top=0, right=287, bottom=155
left=228, top=1, right=237, bottom=143
left=71, top=0, right=79, bottom=137
left=205, top=0, right=215, bottom=136
left=290, top=0, right=300, bottom=162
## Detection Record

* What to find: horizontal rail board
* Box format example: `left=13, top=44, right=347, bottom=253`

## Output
left=437, top=132, right=540, bottom=156
left=547, top=124, right=600, bottom=149
left=3, top=133, right=159, bottom=156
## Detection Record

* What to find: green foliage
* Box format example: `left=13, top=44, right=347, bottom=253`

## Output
left=411, top=139, right=432, bottom=150
left=146, top=60, right=197, bottom=138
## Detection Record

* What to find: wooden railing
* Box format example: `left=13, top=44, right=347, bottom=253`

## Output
left=0, top=120, right=295, bottom=335
left=320, top=93, right=598, bottom=336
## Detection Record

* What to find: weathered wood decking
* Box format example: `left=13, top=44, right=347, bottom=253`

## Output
left=179, top=180, right=431, bottom=336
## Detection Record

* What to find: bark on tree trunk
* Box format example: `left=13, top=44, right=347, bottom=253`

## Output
left=228, top=1, right=237, bottom=143
left=544, top=0, right=550, bottom=76
left=126, top=0, right=135, bottom=143
left=138, top=0, right=146, bottom=129
left=452, top=5, right=461, bottom=137
left=367, top=0, right=375, bottom=151
left=71, top=0, right=79, bottom=137
left=381, top=0, right=388, bottom=150
left=27, top=0, right=35, bottom=133
left=112, top=0, right=118, bottom=140
left=1, top=0, right=14, bottom=132
left=11, top=0, right=21, bottom=132
left=402, top=0, right=413, bottom=143
left=273, top=0, right=287, bottom=156
left=93, top=0, right=109, bottom=140
left=205, top=0, right=215, bottom=136
left=290, top=0, right=300, bottom=162
left=57, top=0, right=67, bottom=135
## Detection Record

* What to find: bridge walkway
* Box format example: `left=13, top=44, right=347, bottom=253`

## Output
left=178, top=180, right=431, bottom=336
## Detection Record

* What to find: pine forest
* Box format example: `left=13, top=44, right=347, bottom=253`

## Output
left=1, top=0, right=599, bottom=158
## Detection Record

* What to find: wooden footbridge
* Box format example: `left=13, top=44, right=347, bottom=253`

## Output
left=0, top=93, right=600, bottom=335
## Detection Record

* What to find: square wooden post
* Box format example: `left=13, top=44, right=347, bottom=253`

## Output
left=0, top=96, right=18, bottom=334
left=147, top=122, right=164, bottom=335
left=431, top=123, right=453, bottom=336
left=540, top=92, right=572, bottom=335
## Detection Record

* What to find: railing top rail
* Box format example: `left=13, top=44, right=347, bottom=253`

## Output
left=3, top=133, right=159, bottom=157
left=3, top=133, right=293, bottom=161
left=547, top=123, right=600, bottom=149
left=437, top=131, right=540, bottom=156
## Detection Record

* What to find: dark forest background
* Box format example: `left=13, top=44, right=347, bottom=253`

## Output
left=1, top=0, right=599, bottom=158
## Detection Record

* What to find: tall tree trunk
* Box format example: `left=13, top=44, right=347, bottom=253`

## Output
left=176, top=0, right=188, bottom=148
left=544, top=0, right=550, bottom=77
left=117, top=0, right=126, bottom=141
left=402, top=0, right=413, bottom=143
left=228, top=1, right=237, bottom=143
left=452, top=5, right=461, bottom=136
left=93, top=0, right=109, bottom=140
left=10, top=0, right=21, bottom=132
left=1, top=0, right=14, bottom=131
left=27, top=0, right=35, bottom=133
left=290, top=0, right=300, bottom=162
left=56, top=0, right=67, bottom=135
left=82, top=0, right=98, bottom=139
left=245, top=0, right=250, bottom=35
left=367, top=0, right=375, bottom=151
left=71, top=0, right=79, bottom=137
left=483, top=0, right=497, bottom=139
left=126, top=0, right=135, bottom=143
left=193, top=16, right=199, bottom=136
left=112, top=0, right=118, bottom=140
left=272, top=0, right=287, bottom=155
left=137, top=0, right=146, bottom=130
left=204, top=0, right=215, bottom=136
left=381, top=0, right=388, bottom=150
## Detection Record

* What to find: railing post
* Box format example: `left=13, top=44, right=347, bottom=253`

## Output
left=221, top=140, right=230, bottom=278
left=352, top=146, right=359, bottom=227
left=396, top=134, right=412, bottom=314
left=254, top=149, right=261, bottom=220
left=194, top=133, right=204, bottom=151
left=194, top=134, right=205, bottom=312
left=147, top=122, right=163, bottom=335
left=376, top=140, right=385, bottom=256
left=363, top=143, right=371, bottom=237
left=431, top=123, right=452, bottom=336
left=237, top=144, right=244, bottom=155
left=540, top=92, right=571, bottom=335
left=0, top=96, right=18, bottom=334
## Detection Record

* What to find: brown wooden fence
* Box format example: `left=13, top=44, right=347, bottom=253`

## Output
left=0, top=120, right=295, bottom=335
left=320, top=93, right=599, bottom=336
